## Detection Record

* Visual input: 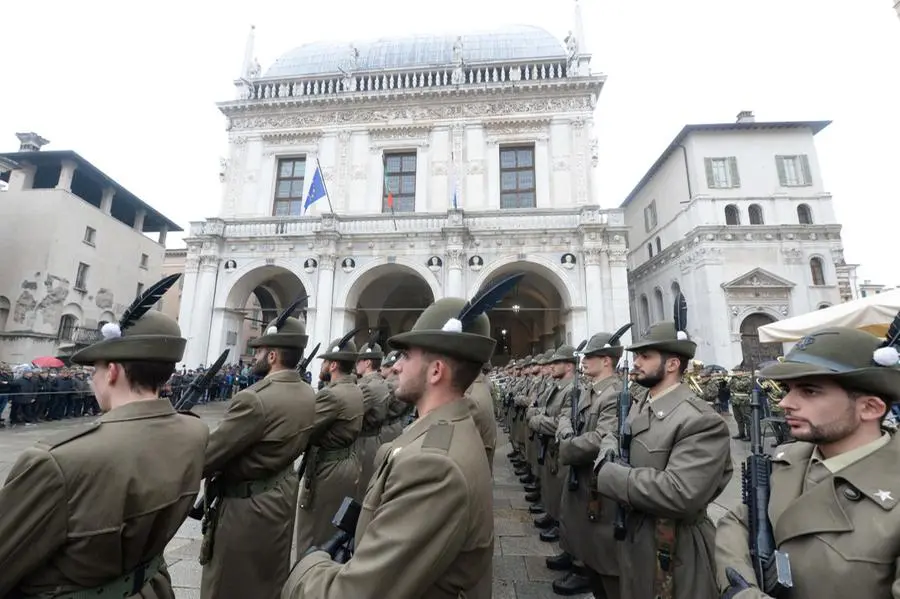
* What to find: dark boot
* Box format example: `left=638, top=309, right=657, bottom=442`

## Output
left=514, top=466, right=529, bottom=476
left=540, top=526, right=560, bottom=542
left=534, top=513, right=554, bottom=529
left=525, top=491, right=541, bottom=502
left=524, top=483, right=540, bottom=492
left=545, top=552, right=573, bottom=571
left=519, top=474, right=536, bottom=484
left=552, top=571, right=592, bottom=595
left=528, top=503, right=545, bottom=514
left=507, top=450, right=520, bottom=459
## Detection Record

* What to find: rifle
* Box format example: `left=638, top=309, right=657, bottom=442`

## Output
left=566, top=339, right=588, bottom=492
left=613, top=352, right=633, bottom=541
left=729, top=367, right=792, bottom=596
left=316, top=496, right=361, bottom=564
left=175, top=349, right=230, bottom=412
left=297, top=342, right=321, bottom=377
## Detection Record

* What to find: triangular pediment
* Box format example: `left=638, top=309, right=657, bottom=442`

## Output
left=721, top=268, right=795, bottom=289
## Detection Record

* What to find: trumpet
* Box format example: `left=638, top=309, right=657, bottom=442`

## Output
left=687, top=374, right=704, bottom=396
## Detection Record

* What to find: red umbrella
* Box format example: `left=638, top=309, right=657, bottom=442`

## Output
left=32, top=356, right=65, bottom=369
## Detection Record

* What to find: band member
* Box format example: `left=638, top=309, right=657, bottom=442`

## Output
left=717, top=326, right=900, bottom=599
left=0, top=275, right=209, bottom=599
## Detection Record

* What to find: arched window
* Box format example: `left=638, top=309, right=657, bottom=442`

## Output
left=671, top=281, right=681, bottom=299
left=640, top=295, right=651, bottom=330
left=797, top=204, right=813, bottom=224
left=58, top=315, right=77, bottom=341
left=655, top=236, right=662, bottom=253
left=725, top=204, right=740, bottom=225
left=810, top=257, right=826, bottom=286
left=647, top=243, right=653, bottom=259
left=653, top=287, right=665, bottom=322
left=748, top=203, right=764, bottom=225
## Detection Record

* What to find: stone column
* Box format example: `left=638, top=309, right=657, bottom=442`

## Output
left=314, top=254, right=336, bottom=345
left=582, top=248, right=604, bottom=333
left=158, top=225, right=168, bottom=246
left=446, top=248, right=465, bottom=297
left=133, top=208, right=146, bottom=232
left=56, top=159, right=77, bottom=192
left=7, top=165, right=36, bottom=191
left=100, top=186, right=115, bottom=214
left=184, top=256, right=218, bottom=367
left=177, top=254, right=199, bottom=352
left=605, top=246, right=632, bottom=347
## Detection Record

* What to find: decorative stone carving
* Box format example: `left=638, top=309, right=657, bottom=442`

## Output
left=341, top=257, right=356, bottom=272
left=606, top=248, right=627, bottom=266
left=560, top=253, right=577, bottom=269
left=199, top=255, right=220, bottom=271
left=779, top=305, right=789, bottom=316
left=722, top=268, right=795, bottom=290
left=318, top=254, right=337, bottom=270
left=304, top=258, right=318, bottom=272
left=261, top=131, right=321, bottom=145
left=229, top=98, right=594, bottom=130
left=185, top=256, right=201, bottom=273
left=583, top=248, right=602, bottom=266
left=446, top=249, right=465, bottom=270
left=432, top=161, right=449, bottom=176
left=466, top=160, right=485, bottom=175
left=369, top=125, right=432, bottom=143
left=219, top=158, right=228, bottom=183
left=427, top=256, right=442, bottom=271
left=451, top=36, right=465, bottom=85
left=590, top=138, right=599, bottom=167
left=469, top=255, right=484, bottom=271
left=781, top=247, right=803, bottom=265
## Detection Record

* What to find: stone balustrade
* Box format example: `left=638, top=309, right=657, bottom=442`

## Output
left=236, top=59, right=574, bottom=102
left=187, top=206, right=621, bottom=241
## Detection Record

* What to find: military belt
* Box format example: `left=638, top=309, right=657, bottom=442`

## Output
left=319, top=447, right=353, bottom=463
left=220, top=465, right=294, bottom=499
left=23, top=554, right=164, bottom=599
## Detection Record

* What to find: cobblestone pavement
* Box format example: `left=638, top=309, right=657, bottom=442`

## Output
left=0, top=405, right=759, bottom=598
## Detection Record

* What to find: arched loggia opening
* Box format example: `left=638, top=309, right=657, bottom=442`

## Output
left=739, top=312, right=782, bottom=368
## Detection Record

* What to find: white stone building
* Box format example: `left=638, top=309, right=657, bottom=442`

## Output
left=622, top=111, right=855, bottom=369
left=0, top=133, right=179, bottom=363
left=179, top=18, right=631, bottom=368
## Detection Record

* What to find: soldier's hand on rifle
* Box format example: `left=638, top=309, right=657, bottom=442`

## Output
left=556, top=426, right=574, bottom=443
left=722, top=567, right=754, bottom=599
left=593, top=449, right=617, bottom=475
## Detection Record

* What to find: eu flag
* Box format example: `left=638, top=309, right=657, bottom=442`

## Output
left=304, top=166, right=327, bottom=212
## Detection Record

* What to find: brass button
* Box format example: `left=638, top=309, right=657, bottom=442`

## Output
left=843, top=487, right=862, bottom=501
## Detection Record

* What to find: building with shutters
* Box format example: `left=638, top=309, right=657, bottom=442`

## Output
left=622, top=111, right=858, bottom=369
left=178, top=11, right=632, bottom=369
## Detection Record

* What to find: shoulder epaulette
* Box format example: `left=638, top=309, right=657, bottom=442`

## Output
left=248, top=377, right=272, bottom=393
left=422, top=421, right=454, bottom=453
left=36, top=421, right=102, bottom=451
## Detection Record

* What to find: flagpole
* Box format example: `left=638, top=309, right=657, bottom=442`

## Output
left=315, top=157, right=335, bottom=214
left=381, top=153, right=398, bottom=231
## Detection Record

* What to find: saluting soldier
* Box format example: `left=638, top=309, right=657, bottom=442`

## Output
left=529, top=345, right=578, bottom=543
left=593, top=319, right=733, bottom=599
left=282, top=294, right=496, bottom=599
left=354, top=339, right=391, bottom=500
left=466, top=361, right=499, bottom=474
left=294, top=335, right=365, bottom=552
left=199, top=308, right=317, bottom=599
left=554, top=331, right=626, bottom=598
left=0, top=275, right=210, bottom=599
left=717, top=326, right=900, bottom=599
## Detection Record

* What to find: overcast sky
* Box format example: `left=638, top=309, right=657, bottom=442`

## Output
left=1, top=1, right=897, bottom=284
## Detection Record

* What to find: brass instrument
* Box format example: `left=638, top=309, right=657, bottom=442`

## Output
left=687, top=374, right=704, bottom=396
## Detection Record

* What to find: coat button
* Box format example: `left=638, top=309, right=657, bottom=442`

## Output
left=843, top=487, right=862, bottom=501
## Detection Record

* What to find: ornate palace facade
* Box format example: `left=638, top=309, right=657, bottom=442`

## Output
left=179, top=21, right=631, bottom=367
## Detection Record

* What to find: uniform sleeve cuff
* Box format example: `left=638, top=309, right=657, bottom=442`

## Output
left=595, top=461, right=630, bottom=503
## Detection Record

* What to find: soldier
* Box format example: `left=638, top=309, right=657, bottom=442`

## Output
left=283, top=296, right=495, bottom=598
left=294, top=335, right=365, bottom=552
left=593, top=321, right=733, bottom=599
left=730, top=370, right=753, bottom=440
left=529, top=345, right=578, bottom=543
left=467, top=362, right=499, bottom=474
left=354, top=339, right=390, bottom=500
left=199, top=309, right=316, bottom=599
left=717, top=326, right=900, bottom=599
left=554, top=331, right=626, bottom=597
left=379, top=350, right=413, bottom=442
left=0, top=276, right=209, bottom=598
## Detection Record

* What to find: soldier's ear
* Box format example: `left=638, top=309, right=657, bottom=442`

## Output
left=856, top=394, right=888, bottom=423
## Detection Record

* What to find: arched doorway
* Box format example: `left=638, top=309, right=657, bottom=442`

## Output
left=739, top=312, right=782, bottom=368
left=471, top=263, right=568, bottom=364
left=346, top=265, right=435, bottom=349
left=225, top=265, right=309, bottom=361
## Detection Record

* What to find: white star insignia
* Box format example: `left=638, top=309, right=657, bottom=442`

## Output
left=657, top=411, right=664, bottom=417
left=775, top=452, right=785, bottom=459
left=875, top=489, right=893, bottom=503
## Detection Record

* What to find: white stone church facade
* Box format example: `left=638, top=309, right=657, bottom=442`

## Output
left=179, top=21, right=632, bottom=368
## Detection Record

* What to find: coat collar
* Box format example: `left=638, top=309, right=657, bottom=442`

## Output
left=265, top=369, right=302, bottom=383
left=583, top=375, right=618, bottom=414
left=360, top=371, right=384, bottom=383
left=101, top=399, right=177, bottom=423
left=328, top=373, right=356, bottom=387
left=393, top=399, right=470, bottom=450
left=772, top=434, right=900, bottom=545
left=627, top=383, right=693, bottom=438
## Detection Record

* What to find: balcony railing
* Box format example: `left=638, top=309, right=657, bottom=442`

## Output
left=59, top=326, right=103, bottom=346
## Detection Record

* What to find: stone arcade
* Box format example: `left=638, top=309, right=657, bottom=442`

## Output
left=179, top=18, right=631, bottom=368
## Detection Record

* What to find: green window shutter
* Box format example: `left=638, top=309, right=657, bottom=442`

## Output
left=775, top=156, right=787, bottom=186
left=704, top=158, right=715, bottom=187
left=800, top=154, right=812, bottom=186
left=727, top=157, right=740, bottom=188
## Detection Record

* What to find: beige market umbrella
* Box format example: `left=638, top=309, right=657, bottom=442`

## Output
left=758, top=288, right=900, bottom=342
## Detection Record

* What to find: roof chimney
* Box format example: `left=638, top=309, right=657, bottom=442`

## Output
left=16, top=132, right=49, bottom=152
left=736, top=111, right=755, bottom=124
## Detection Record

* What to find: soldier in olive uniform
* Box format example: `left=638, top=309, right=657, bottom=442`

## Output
left=0, top=277, right=210, bottom=599
left=529, top=345, right=578, bottom=542
left=200, top=314, right=317, bottom=599
left=354, top=341, right=391, bottom=500
left=379, top=350, right=413, bottom=442
left=555, top=332, right=626, bottom=597
left=466, top=362, right=499, bottom=474
left=717, top=326, right=900, bottom=599
left=729, top=371, right=753, bottom=440
left=294, top=336, right=365, bottom=552
left=594, top=321, right=733, bottom=599
left=283, top=296, right=495, bottom=599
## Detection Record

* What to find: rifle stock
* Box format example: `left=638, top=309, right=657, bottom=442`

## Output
left=742, top=367, right=793, bottom=596
left=567, top=339, right=588, bottom=492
